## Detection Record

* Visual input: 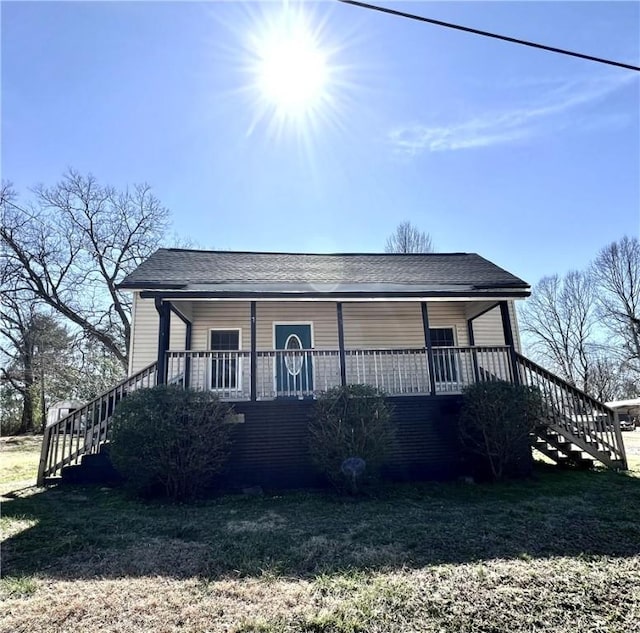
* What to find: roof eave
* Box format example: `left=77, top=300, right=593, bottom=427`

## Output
left=118, top=281, right=186, bottom=290
left=138, top=289, right=531, bottom=300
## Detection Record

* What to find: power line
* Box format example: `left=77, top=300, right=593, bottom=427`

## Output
left=338, top=0, right=640, bottom=72
left=1, top=197, right=49, bottom=230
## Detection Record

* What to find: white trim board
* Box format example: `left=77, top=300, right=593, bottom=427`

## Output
left=208, top=327, right=243, bottom=393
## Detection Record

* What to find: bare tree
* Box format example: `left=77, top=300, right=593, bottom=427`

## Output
left=72, top=336, right=125, bottom=401
left=592, top=236, right=640, bottom=376
left=519, top=271, right=598, bottom=393
left=385, top=221, right=434, bottom=253
left=587, top=354, right=626, bottom=403
left=1, top=171, right=170, bottom=366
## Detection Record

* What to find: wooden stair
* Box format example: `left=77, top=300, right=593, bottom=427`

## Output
left=37, top=362, right=157, bottom=485
left=517, top=353, right=628, bottom=471
left=532, top=428, right=595, bottom=470
left=59, top=445, right=122, bottom=485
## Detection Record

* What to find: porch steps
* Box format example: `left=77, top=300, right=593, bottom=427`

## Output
left=59, top=446, right=122, bottom=486
left=532, top=430, right=594, bottom=470
left=531, top=426, right=625, bottom=470
left=42, top=476, right=62, bottom=486
left=516, top=353, right=628, bottom=471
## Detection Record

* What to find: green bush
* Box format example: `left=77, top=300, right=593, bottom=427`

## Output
left=309, top=384, right=394, bottom=494
left=110, top=385, right=234, bottom=501
left=459, top=381, right=544, bottom=481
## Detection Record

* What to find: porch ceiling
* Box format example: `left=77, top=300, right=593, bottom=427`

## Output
left=464, top=300, right=502, bottom=320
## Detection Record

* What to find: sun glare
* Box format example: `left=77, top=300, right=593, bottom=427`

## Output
left=245, top=3, right=341, bottom=138
left=258, top=31, right=328, bottom=115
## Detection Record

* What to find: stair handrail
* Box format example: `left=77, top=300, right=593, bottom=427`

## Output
left=515, top=353, right=616, bottom=415
left=37, top=361, right=158, bottom=485
left=515, top=353, right=627, bottom=469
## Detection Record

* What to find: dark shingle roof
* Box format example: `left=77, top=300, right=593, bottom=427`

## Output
left=119, top=249, right=529, bottom=298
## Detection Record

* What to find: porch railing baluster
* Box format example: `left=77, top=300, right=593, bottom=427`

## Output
left=135, top=346, right=529, bottom=407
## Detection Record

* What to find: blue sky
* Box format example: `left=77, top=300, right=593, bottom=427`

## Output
left=2, top=1, right=639, bottom=286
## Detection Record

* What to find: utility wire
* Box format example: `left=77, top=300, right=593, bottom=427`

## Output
left=338, top=0, right=640, bottom=72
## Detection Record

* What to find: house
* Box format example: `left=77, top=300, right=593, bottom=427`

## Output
left=605, top=398, right=640, bottom=431
left=37, top=249, right=628, bottom=487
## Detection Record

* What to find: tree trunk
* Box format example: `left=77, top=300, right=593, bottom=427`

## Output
left=40, top=369, right=46, bottom=433
left=19, top=349, right=35, bottom=433
left=19, top=381, right=34, bottom=434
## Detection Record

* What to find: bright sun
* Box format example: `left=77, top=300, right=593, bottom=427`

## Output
left=248, top=6, right=334, bottom=129
left=258, top=31, right=328, bottom=115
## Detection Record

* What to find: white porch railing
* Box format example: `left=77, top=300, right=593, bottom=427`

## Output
left=431, top=345, right=514, bottom=392
left=166, top=350, right=342, bottom=399
left=166, top=351, right=251, bottom=399
left=165, top=346, right=514, bottom=400
left=256, top=350, right=341, bottom=399
left=345, top=349, right=430, bottom=394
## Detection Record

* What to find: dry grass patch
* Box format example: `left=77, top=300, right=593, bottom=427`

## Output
left=0, top=576, right=313, bottom=633
left=2, top=560, right=638, bottom=633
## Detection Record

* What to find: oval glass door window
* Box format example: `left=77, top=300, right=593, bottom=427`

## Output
left=284, top=334, right=303, bottom=376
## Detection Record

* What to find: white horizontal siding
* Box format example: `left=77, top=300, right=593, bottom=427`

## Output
left=343, top=302, right=422, bottom=349
left=472, top=306, right=504, bottom=347
left=342, top=302, right=469, bottom=348
left=188, top=302, right=340, bottom=350
left=470, top=301, right=522, bottom=352
left=257, top=302, right=338, bottom=349
left=191, top=302, right=252, bottom=351
left=129, top=294, right=186, bottom=374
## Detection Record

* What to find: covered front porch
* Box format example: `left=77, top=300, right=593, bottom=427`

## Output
left=151, top=298, right=521, bottom=400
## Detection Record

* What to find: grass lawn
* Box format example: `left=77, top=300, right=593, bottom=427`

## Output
left=0, top=436, right=41, bottom=493
left=2, top=433, right=640, bottom=632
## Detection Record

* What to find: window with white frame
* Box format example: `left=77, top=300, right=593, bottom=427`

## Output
left=429, top=327, right=457, bottom=383
left=209, top=329, right=240, bottom=390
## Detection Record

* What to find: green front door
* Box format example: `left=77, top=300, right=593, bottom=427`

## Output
left=275, top=324, right=313, bottom=396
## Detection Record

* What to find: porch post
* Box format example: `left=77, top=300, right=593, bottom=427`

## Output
left=466, top=319, right=481, bottom=384
left=421, top=302, right=437, bottom=396
left=184, top=321, right=192, bottom=389
left=336, top=303, right=347, bottom=387
left=154, top=298, right=171, bottom=385
left=500, top=301, right=520, bottom=386
left=250, top=301, right=257, bottom=401
left=170, top=305, right=191, bottom=388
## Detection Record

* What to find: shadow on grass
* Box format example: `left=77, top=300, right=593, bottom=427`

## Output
left=2, top=464, right=640, bottom=582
